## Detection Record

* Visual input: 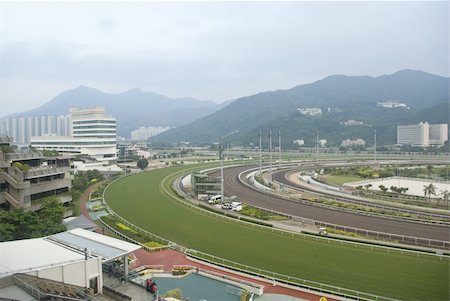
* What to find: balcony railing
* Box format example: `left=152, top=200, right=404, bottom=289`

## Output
left=24, top=166, right=70, bottom=179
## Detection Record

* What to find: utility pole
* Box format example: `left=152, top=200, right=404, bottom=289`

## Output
left=315, top=130, right=319, bottom=163
left=259, top=130, right=262, bottom=176
left=220, top=143, right=224, bottom=203
left=374, top=129, right=377, bottom=163
left=269, top=130, right=272, bottom=184
left=278, top=131, right=281, bottom=169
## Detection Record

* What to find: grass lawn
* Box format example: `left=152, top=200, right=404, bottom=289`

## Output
left=324, top=174, right=362, bottom=186
left=105, top=166, right=449, bottom=301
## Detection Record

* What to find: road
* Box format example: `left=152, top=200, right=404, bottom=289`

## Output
left=211, top=165, right=449, bottom=242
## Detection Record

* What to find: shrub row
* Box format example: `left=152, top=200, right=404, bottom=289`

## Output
left=198, top=203, right=273, bottom=227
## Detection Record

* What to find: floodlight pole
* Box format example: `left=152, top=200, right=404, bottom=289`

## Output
left=278, top=131, right=281, bottom=169
left=259, top=130, right=262, bottom=176
left=374, top=129, right=377, bottom=162
left=269, top=130, right=272, bottom=184
left=220, top=143, right=224, bottom=203
left=315, top=130, right=319, bottom=163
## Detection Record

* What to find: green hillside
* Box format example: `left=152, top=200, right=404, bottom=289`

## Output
left=150, top=70, right=449, bottom=147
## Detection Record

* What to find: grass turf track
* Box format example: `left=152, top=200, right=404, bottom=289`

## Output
left=104, top=165, right=449, bottom=300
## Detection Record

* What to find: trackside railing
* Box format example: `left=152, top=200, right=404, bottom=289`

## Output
left=185, top=249, right=401, bottom=301
left=239, top=168, right=450, bottom=250
left=102, top=165, right=449, bottom=301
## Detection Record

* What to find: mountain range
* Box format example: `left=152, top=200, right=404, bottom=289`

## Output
left=8, top=86, right=229, bottom=138
left=3, top=69, right=448, bottom=147
left=149, top=69, right=449, bottom=147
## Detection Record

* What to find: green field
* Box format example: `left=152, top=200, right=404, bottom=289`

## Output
left=324, top=174, right=362, bottom=186
left=104, top=166, right=449, bottom=300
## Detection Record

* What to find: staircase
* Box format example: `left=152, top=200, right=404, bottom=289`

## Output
left=13, top=274, right=100, bottom=301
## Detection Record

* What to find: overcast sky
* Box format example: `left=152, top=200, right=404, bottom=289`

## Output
left=0, top=1, right=448, bottom=117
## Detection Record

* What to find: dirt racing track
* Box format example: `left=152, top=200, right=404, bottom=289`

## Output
left=212, top=164, right=450, bottom=243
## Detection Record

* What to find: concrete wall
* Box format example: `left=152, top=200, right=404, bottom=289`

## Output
left=25, top=257, right=103, bottom=293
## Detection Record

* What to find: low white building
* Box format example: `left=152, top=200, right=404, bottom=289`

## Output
left=342, top=120, right=364, bottom=126
left=0, top=228, right=141, bottom=299
left=318, top=139, right=327, bottom=147
left=377, top=101, right=409, bottom=109
left=296, top=107, right=322, bottom=116
left=341, top=138, right=365, bottom=148
left=293, top=139, right=304, bottom=146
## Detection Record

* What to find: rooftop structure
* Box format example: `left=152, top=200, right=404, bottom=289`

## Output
left=31, top=107, right=117, bottom=162
left=0, top=228, right=141, bottom=298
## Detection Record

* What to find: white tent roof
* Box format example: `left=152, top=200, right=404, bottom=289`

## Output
left=0, top=228, right=141, bottom=278
left=0, top=238, right=85, bottom=277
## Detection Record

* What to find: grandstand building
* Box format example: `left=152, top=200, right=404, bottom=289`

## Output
left=0, top=136, right=73, bottom=212
left=0, top=228, right=141, bottom=300
left=31, top=107, right=117, bottom=162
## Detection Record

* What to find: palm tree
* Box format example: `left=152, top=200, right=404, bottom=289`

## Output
left=423, top=183, right=436, bottom=203
left=426, top=165, right=433, bottom=179
left=439, top=189, right=450, bottom=207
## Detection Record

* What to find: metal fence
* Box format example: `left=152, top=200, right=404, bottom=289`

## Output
left=100, top=167, right=450, bottom=301
left=186, top=249, right=401, bottom=301
left=238, top=168, right=450, bottom=250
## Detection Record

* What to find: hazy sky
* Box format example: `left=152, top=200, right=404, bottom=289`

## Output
left=0, top=1, right=448, bottom=117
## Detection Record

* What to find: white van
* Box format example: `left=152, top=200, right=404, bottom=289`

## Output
left=208, top=195, right=222, bottom=204
left=231, top=202, right=243, bottom=212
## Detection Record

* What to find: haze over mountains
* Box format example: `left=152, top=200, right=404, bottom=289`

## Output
left=3, top=69, right=448, bottom=147
left=8, top=86, right=229, bottom=138
left=150, top=69, right=449, bottom=147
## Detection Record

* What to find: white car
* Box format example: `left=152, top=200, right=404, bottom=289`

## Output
left=221, top=202, right=232, bottom=210
left=208, top=195, right=222, bottom=204
left=231, top=202, right=243, bottom=212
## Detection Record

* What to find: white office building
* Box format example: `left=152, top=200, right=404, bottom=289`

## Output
left=397, top=122, right=448, bottom=146
left=429, top=124, right=448, bottom=145
left=31, top=107, right=117, bottom=162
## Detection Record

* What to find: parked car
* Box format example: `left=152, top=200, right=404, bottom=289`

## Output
left=231, top=202, right=243, bottom=212
left=221, top=202, right=232, bottom=210
left=208, top=195, right=222, bottom=204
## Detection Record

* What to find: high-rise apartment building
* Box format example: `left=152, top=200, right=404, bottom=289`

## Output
left=31, top=107, right=117, bottom=162
left=0, top=115, right=71, bottom=145
left=397, top=122, right=448, bottom=146
left=429, top=124, right=448, bottom=145
left=131, top=126, right=171, bottom=140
